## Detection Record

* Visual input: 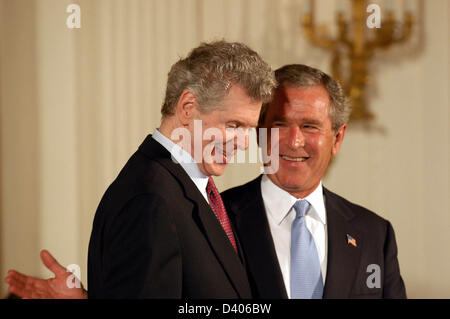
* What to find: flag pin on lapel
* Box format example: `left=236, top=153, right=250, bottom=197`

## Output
left=347, top=234, right=357, bottom=247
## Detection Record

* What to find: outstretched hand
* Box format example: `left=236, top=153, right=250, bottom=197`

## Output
left=4, top=250, right=87, bottom=299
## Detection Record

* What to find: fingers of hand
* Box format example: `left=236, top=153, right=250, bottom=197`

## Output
left=9, top=284, right=49, bottom=299
left=40, top=250, right=66, bottom=276
left=5, top=270, right=30, bottom=288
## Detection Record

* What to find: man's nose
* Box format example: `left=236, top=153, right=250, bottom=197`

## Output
left=288, top=126, right=305, bottom=149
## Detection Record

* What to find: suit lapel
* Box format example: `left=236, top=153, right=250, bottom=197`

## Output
left=139, top=135, right=251, bottom=298
left=323, top=188, right=363, bottom=298
left=227, top=177, right=288, bottom=299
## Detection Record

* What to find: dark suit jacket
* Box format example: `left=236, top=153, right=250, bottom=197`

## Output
left=88, top=135, right=251, bottom=298
left=222, top=176, right=406, bottom=299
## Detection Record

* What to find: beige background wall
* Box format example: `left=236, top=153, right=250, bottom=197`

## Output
left=0, top=0, right=448, bottom=298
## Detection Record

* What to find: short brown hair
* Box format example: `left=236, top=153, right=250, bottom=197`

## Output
left=259, top=64, right=350, bottom=131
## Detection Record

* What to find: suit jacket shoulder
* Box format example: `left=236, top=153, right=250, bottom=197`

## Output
left=323, top=188, right=387, bottom=230
left=222, top=176, right=406, bottom=299
left=88, top=135, right=251, bottom=298
left=323, top=188, right=407, bottom=298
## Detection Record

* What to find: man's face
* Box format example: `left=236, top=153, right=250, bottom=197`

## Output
left=191, top=85, right=262, bottom=176
left=261, top=85, right=346, bottom=198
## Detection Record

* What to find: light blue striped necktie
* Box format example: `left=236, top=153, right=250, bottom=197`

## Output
left=290, top=199, right=323, bottom=299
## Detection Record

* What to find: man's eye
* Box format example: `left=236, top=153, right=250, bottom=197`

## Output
left=272, top=122, right=286, bottom=127
left=227, top=123, right=240, bottom=129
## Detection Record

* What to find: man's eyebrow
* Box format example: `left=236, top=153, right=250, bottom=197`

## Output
left=270, top=116, right=323, bottom=126
left=271, top=116, right=287, bottom=122
left=302, top=118, right=322, bottom=125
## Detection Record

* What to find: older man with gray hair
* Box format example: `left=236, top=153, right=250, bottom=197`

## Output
left=6, top=40, right=276, bottom=299
left=86, top=40, right=275, bottom=298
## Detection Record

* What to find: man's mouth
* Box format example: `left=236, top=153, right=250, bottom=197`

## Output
left=223, top=150, right=237, bottom=163
left=280, top=155, right=309, bottom=162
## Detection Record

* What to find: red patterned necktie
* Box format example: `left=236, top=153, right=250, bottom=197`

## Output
left=206, top=176, right=237, bottom=253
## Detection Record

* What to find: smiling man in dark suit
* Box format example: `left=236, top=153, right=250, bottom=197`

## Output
left=5, top=40, right=276, bottom=299
left=84, top=41, right=276, bottom=298
left=222, top=64, right=406, bottom=299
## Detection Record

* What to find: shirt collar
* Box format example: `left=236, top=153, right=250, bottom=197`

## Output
left=152, top=129, right=209, bottom=198
left=260, top=174, right=327, bottom=225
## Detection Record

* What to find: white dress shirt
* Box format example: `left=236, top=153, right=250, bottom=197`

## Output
left=260, top=174, right=328, bottom=298
left=152, top=129, right=209, bottom=201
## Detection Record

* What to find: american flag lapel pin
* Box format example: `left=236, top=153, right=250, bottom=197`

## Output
left=347, top=234, right=357, bottom=247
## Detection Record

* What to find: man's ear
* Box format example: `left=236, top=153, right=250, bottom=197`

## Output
left=176, top=90, right=197, bottom=126
left=331, top=123, right=347, bottom=156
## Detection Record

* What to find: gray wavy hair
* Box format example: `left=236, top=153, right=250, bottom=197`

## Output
left=259, top=64, right=350, bottom=131
left=161, top=40, right=276, bottom=117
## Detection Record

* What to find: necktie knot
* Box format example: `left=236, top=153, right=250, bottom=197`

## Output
left=206, top=176, right=217, bottom=195
left=293, top=200, right=310, bottom=219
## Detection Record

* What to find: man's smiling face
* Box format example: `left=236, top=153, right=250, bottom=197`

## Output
left=192, top=85, right=262, bottom=177
left=261, top=85, right=346, bottom=198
